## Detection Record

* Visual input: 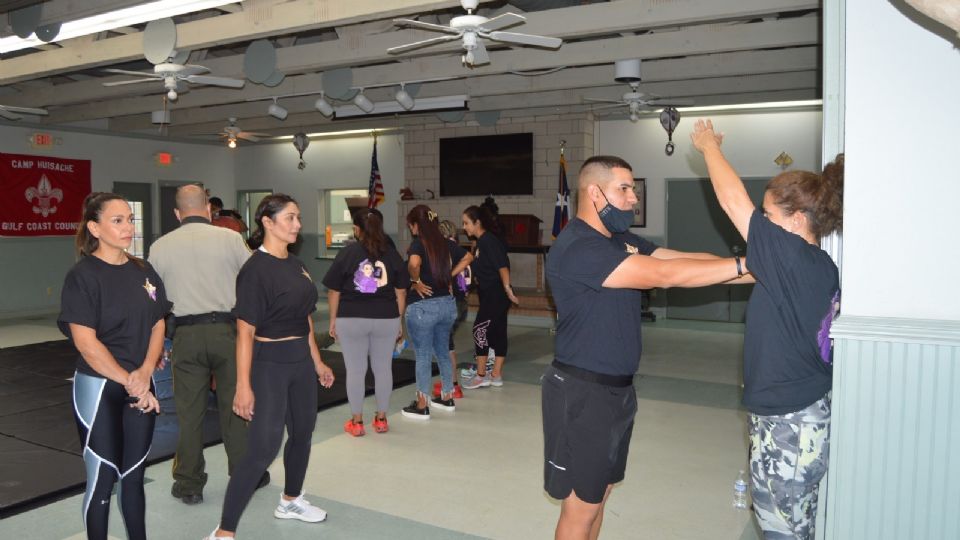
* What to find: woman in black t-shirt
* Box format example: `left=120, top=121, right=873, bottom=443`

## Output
left=460, top=205, right=519, bottom=390
left=59, top=192, right=171, bottom=540
left=207, top=194, right=335, bottom=540
left=400, top=205, right=471, bottom=419
left=322, top=208, right=409, bottom=436
left=692, top=120, right=842, bottom=539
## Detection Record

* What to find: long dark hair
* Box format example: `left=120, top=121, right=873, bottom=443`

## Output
left=766, top=153, right=844, bottom=238
left=406, top=204, right=451, bottom=290
left=352, top=208, right=388, bottom=259
left=74, top=192, right=142, bottom=266
left=250, top=193, right=297, bottom=248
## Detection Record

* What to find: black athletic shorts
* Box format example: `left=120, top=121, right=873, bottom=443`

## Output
left=541, top=362, right=637, bottom=504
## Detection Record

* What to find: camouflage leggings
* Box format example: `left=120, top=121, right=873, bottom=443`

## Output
left=749, top=393, right=831, bottom=540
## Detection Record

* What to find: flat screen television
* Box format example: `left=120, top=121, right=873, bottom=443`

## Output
left=439, top=133, right=533, bottom=196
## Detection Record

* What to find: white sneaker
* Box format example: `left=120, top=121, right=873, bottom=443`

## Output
left=203, top=527, right=231, bottom=540
left=274, top=493, right=327, bottom=523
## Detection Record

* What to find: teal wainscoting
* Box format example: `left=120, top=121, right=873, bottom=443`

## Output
left=825, top=316, right=960, bottom=539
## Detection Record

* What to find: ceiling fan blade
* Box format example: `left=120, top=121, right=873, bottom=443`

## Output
left=0, top=104, right=48, bottom=116
left=392, top=18, right=461, bottom=34
left=645, top=98, right=695, bottom=107
left=178, top=64, right=210, bottom=76
left=479, top=12, right=525, bottom=32
left=241, top=131, right=271, bottom=138
left=103, top=68, right=161, bottom=78
left=470, top=39, right=490, bottom=66
left=584, top=97, right=624, bottom=104
left=487, top=31, right=561, bottom=49
left=184, top=75, right=245, bottom=88
left=237, top=133, right=261, bottom=142
left=0, top=109, right=23, bottom=120
left=102, top=78, right=159, bottom=87
left=387, top=34, right=460, bottom=54
left=588, top=103, right=626, bottom=111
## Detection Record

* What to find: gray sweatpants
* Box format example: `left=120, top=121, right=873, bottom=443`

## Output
left=336, top=317, right=401, bottom=416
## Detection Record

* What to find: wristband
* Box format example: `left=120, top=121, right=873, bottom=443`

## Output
left=734, top=256, right=743, bottom=278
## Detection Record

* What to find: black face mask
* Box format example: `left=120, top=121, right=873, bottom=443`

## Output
left=594, top=190, right=634, bottom=234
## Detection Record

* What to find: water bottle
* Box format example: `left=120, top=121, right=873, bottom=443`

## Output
left=733, top=470, right=748, bottom=509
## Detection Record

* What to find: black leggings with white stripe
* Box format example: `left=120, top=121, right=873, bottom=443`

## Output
left=73, top=372, right=156, bottom=540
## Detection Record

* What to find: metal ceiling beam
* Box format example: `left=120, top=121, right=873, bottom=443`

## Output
left=0, top=0, right=816, bottom=105
left=0, top=0, right=462, bottom=84
left=46, top=17, right=818, bottom=124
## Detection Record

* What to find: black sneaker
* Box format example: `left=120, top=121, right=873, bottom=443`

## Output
left=430, top=396, right=455, bottom=411
left=401, top=400, right=430, bottom=420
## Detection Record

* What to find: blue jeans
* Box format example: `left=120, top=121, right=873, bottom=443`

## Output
left=405, top=295, right=457, bottom=396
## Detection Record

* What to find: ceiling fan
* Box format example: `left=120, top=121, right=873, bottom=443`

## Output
left=387, top=0, right=562, bottom=67
left=101, top=63, right=244, bottom=101
left=99, top=17, right=244, bottom=101
left=0, top=104, right=48, bottom=121
left=585, top=59, right=694, bottom=122
left=217, top=117, right=270, bottom=148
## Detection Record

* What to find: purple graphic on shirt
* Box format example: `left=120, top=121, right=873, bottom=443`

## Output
left=817, top=290, right=841, bottom=365
left=353, top=259, right=388, bottom=294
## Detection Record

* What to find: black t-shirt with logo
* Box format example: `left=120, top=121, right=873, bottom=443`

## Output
left=58, top=256, right=172, bottom=377
left=743, top=210, right=838, bottom=415
left=234, top=249, right=319, bottom=338
left=322, top=241, right=409, bottom=318
left=472, top=231, right=510, bottom=294
left=407, top=238, right=467, bottom=305
left=546, top=218, right=658, bottom=376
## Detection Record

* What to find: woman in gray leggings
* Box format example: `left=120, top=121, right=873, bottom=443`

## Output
left=322, top=208, right=409, bottom=435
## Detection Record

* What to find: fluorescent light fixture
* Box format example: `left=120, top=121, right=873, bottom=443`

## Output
left=274, top=128, right=401, bottom=140
left=267, top=99, right=287, bottom=120
left=353, top=92, right=375, bottom=114
left=0, top=0, right=244, bottom=54
left=335, top=95, right=468, bottom=118
left=676, top=100, right=822, bottom=113
left=395, top=85, right=415, bottom=110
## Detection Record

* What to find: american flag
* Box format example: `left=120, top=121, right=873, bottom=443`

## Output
left=368, top=138, right=384, bottom=208
left=551, top=153, right=570, bottom=239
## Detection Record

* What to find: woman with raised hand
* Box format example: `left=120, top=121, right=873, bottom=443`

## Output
left=206, top=194, right=335, bottom=540
left=691, top=119, right=843, bottom=540
left=323, top=208, right=408, bottom=436
left=401, top=205, right=470, bottom=419
left=460, top=205, right=519, bottom=390
left=59, top=192, right=170, bottom=540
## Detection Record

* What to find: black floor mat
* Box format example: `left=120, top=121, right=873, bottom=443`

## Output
left=0, top=339, right=424, bottom=516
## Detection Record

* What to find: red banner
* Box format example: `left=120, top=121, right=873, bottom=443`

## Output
left=0, top=153, right=91, bottom=237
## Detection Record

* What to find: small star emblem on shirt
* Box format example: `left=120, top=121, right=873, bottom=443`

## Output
left=143, top=278, right=157, bottom=301
left=301, top=267, right=312, bottom=281
left=624, top=243, right=638, bottom=254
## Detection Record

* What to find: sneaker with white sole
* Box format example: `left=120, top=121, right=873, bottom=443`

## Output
left=401, top=400, right=430, bottom=420
left=489, top=375, right=503, bottom=387
left=430, top=396, right=455, bottom=411
left=274, top=493, right=327, bottom=522
left=462, top=373, right=491, bottom=389
left=203, top=527, right=231, bottom=540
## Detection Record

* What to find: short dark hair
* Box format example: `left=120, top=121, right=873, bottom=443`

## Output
left=209, top=197, right=224, bottom=209
left=579, top=155, right=633, bottom=174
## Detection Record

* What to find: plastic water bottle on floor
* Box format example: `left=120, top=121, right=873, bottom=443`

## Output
left=733, top=470, right=748, bottom=509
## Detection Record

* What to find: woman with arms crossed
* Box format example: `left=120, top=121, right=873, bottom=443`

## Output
left=206, top=194, right=335, bottom=539
left=692, top=119, right=843, bottom=540
left=59, top=192, right=170, bottom=540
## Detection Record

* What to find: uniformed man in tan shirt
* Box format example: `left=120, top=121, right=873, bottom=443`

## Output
left=149, top=185, right=266, bottom=505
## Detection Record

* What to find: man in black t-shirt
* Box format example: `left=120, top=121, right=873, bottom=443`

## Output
left=543, top=156, right=748, bottom=539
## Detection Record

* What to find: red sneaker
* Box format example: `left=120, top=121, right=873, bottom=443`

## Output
left=344, top=419, right=365, bottom=437
left=432, top=380, right=442, bottom=398
left=452, top=383, right=464, bottom=399
left=372, top=416, right=389, bottom=433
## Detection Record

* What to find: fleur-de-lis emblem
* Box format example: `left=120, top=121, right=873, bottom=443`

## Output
left=24, top=174, right=63, bottom=217
left=301, top=267, right=312, bottom=282
left=143, top=278, right=157, bottom=301
left=624, top=243, right=639, bottom=254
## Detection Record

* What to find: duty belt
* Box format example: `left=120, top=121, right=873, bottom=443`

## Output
left=175, top=311, right=235, bottom=326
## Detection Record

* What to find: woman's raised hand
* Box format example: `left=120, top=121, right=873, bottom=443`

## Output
left=690, top=119, right=723, bottom=153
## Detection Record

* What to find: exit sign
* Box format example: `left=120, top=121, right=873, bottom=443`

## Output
left=31, top=133, right=54, bottom=147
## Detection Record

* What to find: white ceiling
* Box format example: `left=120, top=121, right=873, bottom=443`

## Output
left=0, top=0, right=822, bottom=139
